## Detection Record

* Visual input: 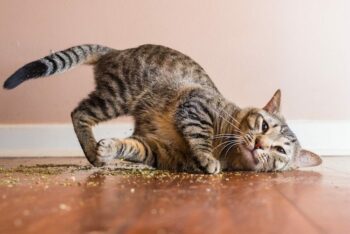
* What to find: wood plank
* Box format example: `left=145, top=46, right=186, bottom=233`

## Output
left=0, top=158, right=320, bottom=234
left=126, top=173, right=318, bottom=234
left=272, top=166, right=350, bottom=234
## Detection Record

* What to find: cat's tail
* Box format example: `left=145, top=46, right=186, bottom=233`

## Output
left=3, top=44, right=112, bottom=89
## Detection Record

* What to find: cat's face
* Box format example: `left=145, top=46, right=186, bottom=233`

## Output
left=236, top=90, right=322, bottom=172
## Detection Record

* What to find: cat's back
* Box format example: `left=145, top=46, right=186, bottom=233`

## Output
left=95, top=44, right=219, bottom=92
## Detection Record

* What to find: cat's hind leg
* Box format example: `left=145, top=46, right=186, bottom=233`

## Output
left=96, top=136, right=155, bottom=167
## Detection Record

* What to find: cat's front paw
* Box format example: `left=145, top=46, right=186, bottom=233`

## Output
left=96, top=138, right=119, bottom=165
left=198, top=154, right=221, bottom=174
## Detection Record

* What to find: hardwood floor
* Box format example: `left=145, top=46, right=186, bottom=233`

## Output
left=0, top=157, right=349, bottom=234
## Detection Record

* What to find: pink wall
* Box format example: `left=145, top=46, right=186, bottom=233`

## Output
left=1, top=0, right=349, bottom=123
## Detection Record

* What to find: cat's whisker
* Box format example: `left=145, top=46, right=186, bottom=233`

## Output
left=211, top=107, right=240, bottom=128
left=214, top=135, right=243, bottom=154
left=212, top=136, right=234, bottom=141
left=212, top=134, right=240, bottom=140
left=213, top=140, right=236, bottom=152
left=216, top=139, right=242, bottom=143
left=213, top=111, right=243, bottom=134
left=212, top=108, right=239, bottom=127
left=218, top=107, right=241, bottom=126
left=212, top=136, right=242, bottom=146
left=212, top=137, right=237, bottom=142
left=218, top=140, right=242, bottom=157
left=213, top=133, right=240, bottom=137
left=224, top=141, right=240, bottom=159
left=215, top=105, right=242, bottom=128
left=216, top=142, right=230, bottom=156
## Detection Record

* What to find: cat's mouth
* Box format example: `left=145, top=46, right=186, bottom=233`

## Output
left=239, top=145, right=260, bottom=168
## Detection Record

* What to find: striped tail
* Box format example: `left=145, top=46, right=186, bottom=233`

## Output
left=3, top=44, right=112, bottom=89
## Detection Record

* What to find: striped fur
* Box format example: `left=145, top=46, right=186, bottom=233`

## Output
left=3, top=44, right=321, bottom=173
left=3, top=44, right=111, bottom=89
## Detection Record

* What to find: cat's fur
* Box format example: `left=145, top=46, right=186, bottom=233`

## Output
left=3, top=44, right=322, bottom=173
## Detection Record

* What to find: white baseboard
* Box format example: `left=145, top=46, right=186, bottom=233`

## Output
left=287, top=120, right=350, bottom=156
left=0, top=121, right=349, bottom=157
left=0, top=123, right=134, bottom=157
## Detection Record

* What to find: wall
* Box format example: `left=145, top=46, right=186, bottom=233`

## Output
left=1, top=0, right=350, bottom=124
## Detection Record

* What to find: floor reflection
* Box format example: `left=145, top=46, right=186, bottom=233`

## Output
left=76, top=169, right=322, bottom=233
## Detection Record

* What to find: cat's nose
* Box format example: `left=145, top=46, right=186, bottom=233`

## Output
left=254, top=138, right=264, bottom=150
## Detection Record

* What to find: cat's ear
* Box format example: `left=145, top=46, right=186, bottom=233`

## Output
left=263, top=89, right=281, bottom=114
left=294, top=149, right=322, bottom=168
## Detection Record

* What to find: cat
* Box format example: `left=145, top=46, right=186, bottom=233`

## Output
left=3, top=44, right=322, bottom=173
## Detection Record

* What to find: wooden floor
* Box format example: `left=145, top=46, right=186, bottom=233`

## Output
left=0, top=157, right=349, bottom=234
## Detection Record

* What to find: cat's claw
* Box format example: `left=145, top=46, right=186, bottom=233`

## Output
left=96, top=138, right=119, bottom=165
left=198, top=154, right=221, bottom=174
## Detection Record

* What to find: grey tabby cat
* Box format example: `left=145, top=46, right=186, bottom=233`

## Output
left=3, top=44, right=322, bottom=173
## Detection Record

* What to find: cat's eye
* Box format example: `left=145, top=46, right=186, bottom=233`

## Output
left=262, top=120, right=269, bottom=133
left=275, top=146, right=286, bottom=154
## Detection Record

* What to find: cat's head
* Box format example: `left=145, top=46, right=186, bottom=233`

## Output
left=235, top=90, right=321, bottom=172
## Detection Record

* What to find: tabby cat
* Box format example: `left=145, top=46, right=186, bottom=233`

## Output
left=3, top=44, right=322, bottom=173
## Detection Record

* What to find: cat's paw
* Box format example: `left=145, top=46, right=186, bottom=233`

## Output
left=96, top=138, right=119, bottom=165
left=198, top=154, right=221, bottom=174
